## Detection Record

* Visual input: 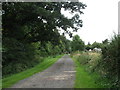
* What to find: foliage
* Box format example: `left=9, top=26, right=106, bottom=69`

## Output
left=72, top=34, right=120, bottom=88
left=100, top=34, right=120, bottom=88
left=85, top=41, right=103, bottom=50
left=71, top=51, right=111, bottom=88
left=2, top=2, right=86, bottom=77
left=2, top=37, right=41, bottom=77
left=85, top=42, right=91, bottom=50
left=71, top=51, right=102, bottom=73
left=72, top=53, right=103, bottom=88
left=102, top=39, right=109, bottom=44
left=2, top=2, right=86, bottom=43
left=91, top=41, right=102, bottom=49
left=71, top=35, right=85, bottom=52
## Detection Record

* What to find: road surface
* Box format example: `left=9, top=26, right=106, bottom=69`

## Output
left=11, top=55, right=76, bottom=88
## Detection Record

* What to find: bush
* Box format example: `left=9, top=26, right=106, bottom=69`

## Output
left=2, top=37, right=41, bottom=77
left=72, top=51, right=101, bottom=73
left=100, top=34, right=120, bottom=88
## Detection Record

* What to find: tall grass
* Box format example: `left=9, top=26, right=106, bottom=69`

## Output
left=72, top=34, right=119, bottom=88
left=72, top=51, right=105, bottom=88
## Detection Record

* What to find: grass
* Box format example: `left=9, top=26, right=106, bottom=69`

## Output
left=0, top=79, right=1, bottom=90
left=2, top=55, right=63, bottom=88
left=72, top=52, right=104, bottom=88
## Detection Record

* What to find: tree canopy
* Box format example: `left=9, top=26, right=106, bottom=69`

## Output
left=2, top=2, right=86, bottom=44
left=71, top=35, right=85, bottom=51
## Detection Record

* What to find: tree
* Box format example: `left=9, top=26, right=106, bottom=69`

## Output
left=71, top=35, right=85, bottom=52
left=59, top=35, right=72, bottom=53
left=91, top=41, right=102, bottom=49
left=102, top=39, right=109, bottom=44
left=2, top=2, right=86, bottom=44
left=2, top=2, right=87, bottom=76
left=85, top=42, right=91, bottom=50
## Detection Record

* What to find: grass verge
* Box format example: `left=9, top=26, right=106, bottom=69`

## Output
left=2, top=55, right=63, bottom=88
left=72, top=55, right=103, bottom=88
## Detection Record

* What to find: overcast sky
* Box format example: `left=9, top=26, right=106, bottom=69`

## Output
left=61, top=0, right=119, bottom=45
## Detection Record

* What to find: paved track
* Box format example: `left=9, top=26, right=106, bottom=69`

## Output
left=11, top=55, right=75, bottom=88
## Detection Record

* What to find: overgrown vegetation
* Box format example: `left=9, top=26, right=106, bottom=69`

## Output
left=72, top=54, right=102, bottom=88
left=100, top=35, right=120, bottom=88
left=71, top=51, right=104, bottom=88
left=71, top=34, right=120, bottom=88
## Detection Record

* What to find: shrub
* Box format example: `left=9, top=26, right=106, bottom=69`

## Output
left=100, top=34, right=120, bottom=88
left=2, top=37, right=41, bottom=77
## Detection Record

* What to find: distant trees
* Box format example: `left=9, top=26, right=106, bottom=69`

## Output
left=85, top=42, right=91, bottom=50
left=71, top=35, right=85, bottom=52
left=102, top=39, right=109, bottom=44
left=92, top=41, right=102, bottom=49
left=85, top=41, right=102, bottom=51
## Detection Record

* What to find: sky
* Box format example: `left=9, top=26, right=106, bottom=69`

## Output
left=61, top=0, right=119, bottom=45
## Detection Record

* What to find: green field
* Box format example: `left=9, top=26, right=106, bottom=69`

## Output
left=2, top=55, right=63, bottom=88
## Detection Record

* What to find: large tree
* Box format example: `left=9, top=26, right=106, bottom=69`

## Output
left=2, top=2, right=86, bottom=44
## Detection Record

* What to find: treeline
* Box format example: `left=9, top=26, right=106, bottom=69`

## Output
left=2, top=2, right=86, bottom=77
left=2, top=36, right=70, bottom=77
left=85, top=39, right=108, bottom=50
